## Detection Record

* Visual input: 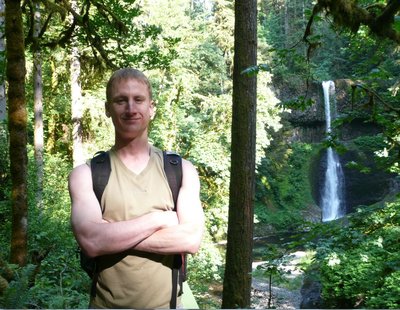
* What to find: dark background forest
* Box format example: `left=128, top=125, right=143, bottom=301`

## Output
left=0, top=0, right=400, bottom=308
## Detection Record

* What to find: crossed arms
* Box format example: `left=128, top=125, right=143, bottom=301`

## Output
left=69, top=159, right=204, bottom=258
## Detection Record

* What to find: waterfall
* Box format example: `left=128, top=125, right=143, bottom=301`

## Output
left=321, top=81, right=345, bottom=222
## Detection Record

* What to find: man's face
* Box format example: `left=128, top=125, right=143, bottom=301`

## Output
left=106, top=78, right=155, bottom=140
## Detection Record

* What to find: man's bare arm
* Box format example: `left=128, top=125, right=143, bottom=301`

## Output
left=69, top=164, right=178, bottom=257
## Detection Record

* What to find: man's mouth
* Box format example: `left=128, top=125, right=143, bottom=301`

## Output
left=122, top=115, right=141, bottom=121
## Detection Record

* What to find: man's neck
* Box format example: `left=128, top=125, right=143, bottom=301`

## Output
left=113, top=131, right=149, bottom=153
left=114, top=139, right=149, bottom=154
left=113, top=137, right=151, bottom=174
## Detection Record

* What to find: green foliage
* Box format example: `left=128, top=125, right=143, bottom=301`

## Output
left=345, top=161, right=371, bottom=174
left=188, top=232, right=224, bottom=289
left=312, top=201, right=400, bottom=308
left=78, top=0, right=179, bottom=70
left=39, top=49, right=74, bottom=156
left=343, top=133, right=395, bottom=175
left=255, top=142, right=318, bottom=231
left=256, top=244, right=294, bottom=281
left=0, top=123, right=9, bottom=200
left=0, top=123, right=10, bottom=255
left=241, top=64, right=270, bottom=77
left=79, top=89, right=115, bottom=157
left=30, top=254, right=90, bottom=309
left=205, top=204, right=229, bottom=242
left=0, top=264, right=36, bottom=308
left=0, top=149, right=89, bottom=308
left=278, top=96, right=315, bottom=111
left=352, top=134, right=386, bottom=154
left=26, top=152, right=89, bottom=308
left=255, top=203, right=301, bottom=231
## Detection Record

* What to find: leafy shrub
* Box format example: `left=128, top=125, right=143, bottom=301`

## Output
left=352, top=134, right=386, bottom=153
left=27, top=152, right=90, bottom=308
left=0, top=151, right=92, bottom=309
left=188, top=231, right=224, bottom=289
left=255, top=142, right=318, bottom=231
left=0, top=264, right=37, bottom=308
left=187, top=231, right=224, bottom=309
left=315, top=201, right=400, bottom=308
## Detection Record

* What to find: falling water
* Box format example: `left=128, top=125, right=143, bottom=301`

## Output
left=321, top=81, right=345, bottom=222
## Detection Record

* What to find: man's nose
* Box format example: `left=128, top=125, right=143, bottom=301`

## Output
left=126, top=100, right=137, bottom=112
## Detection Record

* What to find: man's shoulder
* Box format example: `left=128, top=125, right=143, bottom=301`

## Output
left=68, top=163, right=92, bottom=192
left=69, top=163, right=91, bottom=178
left=181, top=158, right=198, bottom=175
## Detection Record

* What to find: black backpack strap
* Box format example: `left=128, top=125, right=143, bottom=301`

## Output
left=163, top=151, right=184, bottom=309
left=163, top=151, right=182, bottom=210
left=171, top=255, right=181, bottom=309
left=91, top=151, right=111, bottom=208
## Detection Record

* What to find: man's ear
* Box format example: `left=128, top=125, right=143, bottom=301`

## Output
left=105, top=101, right=111, bottom=117
left=150, top=101, right=156, bottom=120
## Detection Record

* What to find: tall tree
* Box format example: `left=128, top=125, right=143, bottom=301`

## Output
left=71, top=44, right=84, bottom=167
left=33, top=0, right=44, bottom=208
left=222, top=0, right=257, bottom=307
left=71, top=0, right=84, bottom=167
left=6, top=0, right=28, bottom=266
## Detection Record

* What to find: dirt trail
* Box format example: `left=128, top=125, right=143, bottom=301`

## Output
left=251, top=251, right=305, bottom=309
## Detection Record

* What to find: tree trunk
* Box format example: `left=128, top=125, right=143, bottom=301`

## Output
left=71, top=49, right=84, bottom=167
left=71, top=0, right=84, bottom=167
left=6, top=0, right=28, bottom=266
left=0, top=0, right=5, bottom=121
left=33, top=0, right=44, bottom=208
left=221, top=0, right=257, bottom=308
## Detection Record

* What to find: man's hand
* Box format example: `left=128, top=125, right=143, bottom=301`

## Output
left=155, top=210, right=179, bottom=228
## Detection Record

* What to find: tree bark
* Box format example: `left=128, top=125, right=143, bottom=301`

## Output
left=33, top=0, right=44, bottom=208
left=6, top=0, right=28, bottom=266
left=221, top=0, right=257, bottom=308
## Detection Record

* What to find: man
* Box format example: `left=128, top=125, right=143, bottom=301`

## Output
left=69, top=68, right=204, bottom=308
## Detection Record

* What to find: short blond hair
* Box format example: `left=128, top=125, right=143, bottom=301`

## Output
left=106, top=68, right=152, bottom=102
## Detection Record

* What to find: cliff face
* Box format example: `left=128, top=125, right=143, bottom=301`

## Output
left=284, top=79, right=398, bottom=214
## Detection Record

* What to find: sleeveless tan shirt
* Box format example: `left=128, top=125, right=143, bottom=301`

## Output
left=90, top=146, right=177, bottom=309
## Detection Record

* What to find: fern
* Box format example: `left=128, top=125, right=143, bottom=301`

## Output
left=0, top=264, right=36, bottom=308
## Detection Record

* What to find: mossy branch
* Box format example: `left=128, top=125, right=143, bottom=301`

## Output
left=304, top=0, right=400, bottom=48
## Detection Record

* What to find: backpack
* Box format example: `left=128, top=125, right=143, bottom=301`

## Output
left=79, top=150, right=186, bottom=308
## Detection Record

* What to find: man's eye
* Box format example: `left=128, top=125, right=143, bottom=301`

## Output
left=115, top=99, right=126, bottom=104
